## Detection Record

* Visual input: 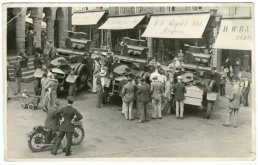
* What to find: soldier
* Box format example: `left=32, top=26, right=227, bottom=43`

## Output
left=51, top=96, right=83, bottom=156
left=14, top=56, right=23, bottom=95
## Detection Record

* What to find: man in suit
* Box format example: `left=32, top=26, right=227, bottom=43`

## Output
left=223, top=78, right=242, bottom=128
left=150, top=76, right=163, bottom=119
left=51, top=96, right=83, bottom=156
left=14, top=56, right=23, bottom=95
left=121, top=76, right=136, bottom=120
left=136, top=77, right=150, bottom=123
left=173, top=76, right=186, bottom=120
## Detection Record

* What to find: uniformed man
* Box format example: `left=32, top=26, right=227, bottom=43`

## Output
left=51, top=96, right=83, bottom=156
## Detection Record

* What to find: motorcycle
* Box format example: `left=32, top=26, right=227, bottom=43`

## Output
left=27, top=121, right=85, bottom=152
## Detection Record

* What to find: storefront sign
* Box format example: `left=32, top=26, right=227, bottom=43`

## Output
left=98, top=15, right=145, bottom=30
left=142, top=13, right=210, bottom=38
left=213, top=18, right=253, bottom=50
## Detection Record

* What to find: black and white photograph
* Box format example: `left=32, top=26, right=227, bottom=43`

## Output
left=1, top=1, right=255, bottom=161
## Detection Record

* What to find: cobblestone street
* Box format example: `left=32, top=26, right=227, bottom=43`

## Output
left=5, top=81, right=254, bottom=160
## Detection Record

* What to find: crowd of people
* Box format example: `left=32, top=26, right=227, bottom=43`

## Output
left=7, top=39, right=252, bottom=156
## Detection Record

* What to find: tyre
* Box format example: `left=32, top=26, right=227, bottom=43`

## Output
left=28, top=104, right=34, bottom=110
left=205, top=101, right=213, bottom=119
left=72, top=126, right=85, bottom=145
left=28, top=131, right=47, bottom=152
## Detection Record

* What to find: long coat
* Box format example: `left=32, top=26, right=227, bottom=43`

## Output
left=45, top=79, right=58, bottom=107
left=173, top=82, right=186, bottom=101
left=228, top=84, right=242, bottom=109
left=40, top=76, right=47, bottom=104
left=136, top=82, right=150, bottom=103
left=55, top=105, right=83, bottom=133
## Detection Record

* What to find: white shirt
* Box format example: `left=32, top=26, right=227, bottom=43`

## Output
left=150, top=71, right=162, bottom=82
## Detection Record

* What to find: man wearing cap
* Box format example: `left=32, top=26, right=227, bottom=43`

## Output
left=150, top=76, right=164, bottom=119
left=121, top=76, right=136, bottom=120
left=173, top=76, right=186, bottom=119
left=51, top=96, right=83, bottom=156
left=136, top=77, right=150, bottom=123
left=14, top=56, right=23, bottom=95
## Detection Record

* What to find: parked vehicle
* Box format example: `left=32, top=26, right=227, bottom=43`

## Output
left=110, top=37, right=150, bottom=96
left=34, top=31, right=92, bottom=96
left=27, top=121, right=85, bottom=152
left=171, top=45, right=218, bottom=119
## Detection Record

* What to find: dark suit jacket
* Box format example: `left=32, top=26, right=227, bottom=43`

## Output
left=173, top=82, right=186, bottom=101
left=137, top=82, right=150, bottom=102
left=121, top=82, right=136, bottom=102
left=45, top=106, right=60, bottom=131
left=56, top=105, right=83, bottom=133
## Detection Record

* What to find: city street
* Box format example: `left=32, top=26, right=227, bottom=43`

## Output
left=5, top=81, right=254, bottom=160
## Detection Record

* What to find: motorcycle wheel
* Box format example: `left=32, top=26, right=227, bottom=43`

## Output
left=28, top=131, right=47, bottom=152
left=72, top=126, right=85, bottom=145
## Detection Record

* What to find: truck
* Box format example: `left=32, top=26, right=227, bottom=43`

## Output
left=174, top=45, right=219, bottom=119
left=34, top=31, right=91, bottom=96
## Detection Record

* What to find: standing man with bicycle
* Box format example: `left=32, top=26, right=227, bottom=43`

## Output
left=51, top=96, right=83, bottom=156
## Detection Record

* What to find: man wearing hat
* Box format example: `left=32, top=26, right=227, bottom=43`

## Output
left=51, top=96, right=83, bottom=156
left=173, top=76, right=186, bottom=119
left=14, top=55, right=23, bottom=95
left=136, top=77, right=151, bottom=123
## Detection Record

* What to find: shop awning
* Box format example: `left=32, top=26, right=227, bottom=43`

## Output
left=213, top=18, right=253, bottom=50
left=72, top=11, right=105, bottom=25
left=98, top=15, right=145, bottom=30
left=142, top=13, right=210, bottom=38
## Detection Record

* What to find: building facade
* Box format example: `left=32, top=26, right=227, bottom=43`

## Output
left=7, top=7, right=72, bottom=56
